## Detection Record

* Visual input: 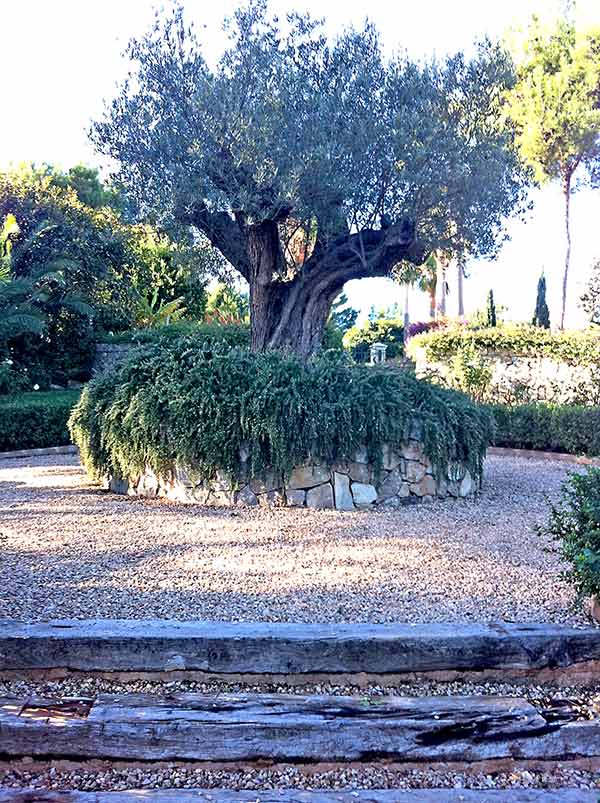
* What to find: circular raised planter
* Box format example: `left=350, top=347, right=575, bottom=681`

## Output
left=108, top=440, right=477, bottom=511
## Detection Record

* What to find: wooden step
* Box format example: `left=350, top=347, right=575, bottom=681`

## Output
left=2, top=620, right=600, bottom=676
left=1, top=692, right=599, bottom=763
left=0, top=788, right=598, bottom=801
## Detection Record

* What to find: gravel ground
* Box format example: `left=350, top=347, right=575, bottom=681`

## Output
left=0, top=453, right=591, bottom=624
left=1, top=762, right=599, bottom=793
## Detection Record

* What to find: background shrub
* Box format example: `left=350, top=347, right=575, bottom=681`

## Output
left=96, top=321, right=250, bottom=348
left=490, top=403, right=600, bottom=456
left=539, top=468, right=600, bottom=601
left=408, top=324, right=600, bottom=365
left=70, top=339, right=493, bottom=486
left=343, top=319, right=405, bottom=363
left=0, top=390, right=80, bottom=451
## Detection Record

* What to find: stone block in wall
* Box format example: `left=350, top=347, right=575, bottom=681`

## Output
left=237, top=485, right=258, bottom=507
left=376, top=468, right=404, bottom=501
left=286, top=489, right=306, bottom=507
left=404, top=461, right=426, bottom=484
left=249, top=471, right=282, bottom=494
left=258, top=489, right=286, bottom=508
left=333, top=472, right=354, bottom=511
left=288, top=464, right=331, bottom=490
left=410, top=474, right=436, bottom=497
left=382, top=443, right=402, bottom=470
left=306, top=482, right=334, bottom=509
left=352, top=482, right=377, bottom=507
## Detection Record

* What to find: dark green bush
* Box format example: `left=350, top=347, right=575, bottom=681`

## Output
left=539, top=468, right=600, bottom=600
left=490, top=403, right=600, bottom=456
left=70, top=339, right=492, bottom=486
left=96, top=321, right=250, bottom=348
left=0, top=390, right=81, bottom=451
left=343, top=319, right=405, bottom=363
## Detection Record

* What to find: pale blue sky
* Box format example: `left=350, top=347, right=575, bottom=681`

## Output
left=2, top=0, right=600, bottom=326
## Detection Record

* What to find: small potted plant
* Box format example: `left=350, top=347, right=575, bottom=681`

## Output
left=540, top=467, right=600, bottom=625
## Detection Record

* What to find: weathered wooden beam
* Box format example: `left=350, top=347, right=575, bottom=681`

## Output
left=1, top=620, right=600, bottom=675
left=0, top=788, right=598, bottom=802
left=1, top=692, right=598, bottom=764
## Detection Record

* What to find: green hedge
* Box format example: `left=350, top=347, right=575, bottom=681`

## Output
left=490, top=403, right=600, bottom=456
left=70, top=339, right=493, bottom=486
left=408, top=325, right=600, bottom=365
left=97, top=322, right=250, bottom=347
left=0, top=390, right=81, bottom=451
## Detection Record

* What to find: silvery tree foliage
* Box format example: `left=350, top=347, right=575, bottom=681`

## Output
left=92, top=2, right=527, bottom=355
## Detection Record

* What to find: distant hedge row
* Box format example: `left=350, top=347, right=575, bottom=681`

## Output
left=0, top=390, right=81, bottom=451
left=408, top=325, right=600, bottom=365
left=490, top=403, right=600, bottom=457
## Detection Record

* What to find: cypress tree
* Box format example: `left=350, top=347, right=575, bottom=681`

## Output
left=532, top=273, right=551, bottom=328
left=486, top=289, right=497, bottom=327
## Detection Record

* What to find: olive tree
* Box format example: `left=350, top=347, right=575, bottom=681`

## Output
left=92, top=2, right=527, bottom=356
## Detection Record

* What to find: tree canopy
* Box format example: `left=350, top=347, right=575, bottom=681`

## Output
left=505, top=17, right=600, bottom=329
left=93, top=1, right=529, bottom=355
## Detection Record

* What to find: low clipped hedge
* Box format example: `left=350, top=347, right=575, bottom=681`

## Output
left=490, top=403, right=600, bottom=457
left=0, top=390, right=81, bottom=452
left=70, top=338, right=493, bottom=486
left=408, top=325, right=600, bottom=365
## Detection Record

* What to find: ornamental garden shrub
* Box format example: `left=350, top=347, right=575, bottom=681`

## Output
left=69, top=337, right=493, bottom=489
left=0, top=390, right=80, bottom=451
left=539, top=468, right=600, bottom=602
left=342, top=319, right=405, bottom=363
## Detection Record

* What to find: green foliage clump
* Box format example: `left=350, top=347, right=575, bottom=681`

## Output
left=0, top=390, right=80, bottom=451
left=448, top=345, right=493, bottom=402
left=204, top=282, right=249, bottom=324
left=490, top=403, right=600, bottom=456
left=539, top=468, right=600, bottom=601
left=408, top=325, right=600, bottom=365
left=70, top=340, right=492, bottom=488
left=96, top=321, right=250, bottom=348
left=343, top=319, right=405, bottom=363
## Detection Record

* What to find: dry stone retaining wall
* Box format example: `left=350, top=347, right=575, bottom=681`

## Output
left=93, top=343, right=134, bottom=375
left=108, top=439, right=475, bottom=510
left=413, top=347, right=600, bottom=405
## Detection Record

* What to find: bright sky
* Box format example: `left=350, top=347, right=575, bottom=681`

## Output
left=2, top=0, right=600, bottom=326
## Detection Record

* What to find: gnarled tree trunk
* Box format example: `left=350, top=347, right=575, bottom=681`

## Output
left=185, top=205, right=424, bottom=357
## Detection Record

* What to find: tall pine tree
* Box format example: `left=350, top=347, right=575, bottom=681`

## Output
left=532, top=273, right=551, bottom=328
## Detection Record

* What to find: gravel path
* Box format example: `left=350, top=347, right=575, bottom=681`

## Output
left=0, top=454, right=590, bottom=624
left=1, top=762, right=599, bottom=794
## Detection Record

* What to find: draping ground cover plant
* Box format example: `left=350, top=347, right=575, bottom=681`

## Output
left=69, top=338, right=493, bottom=507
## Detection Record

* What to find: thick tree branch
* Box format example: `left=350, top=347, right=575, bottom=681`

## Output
left=174, top=199, right=251, bottom=280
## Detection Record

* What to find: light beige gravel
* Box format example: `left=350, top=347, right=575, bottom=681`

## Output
left=1, top=762, right=600, bottom=793
left=0, top=454, right=591, bottom=624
